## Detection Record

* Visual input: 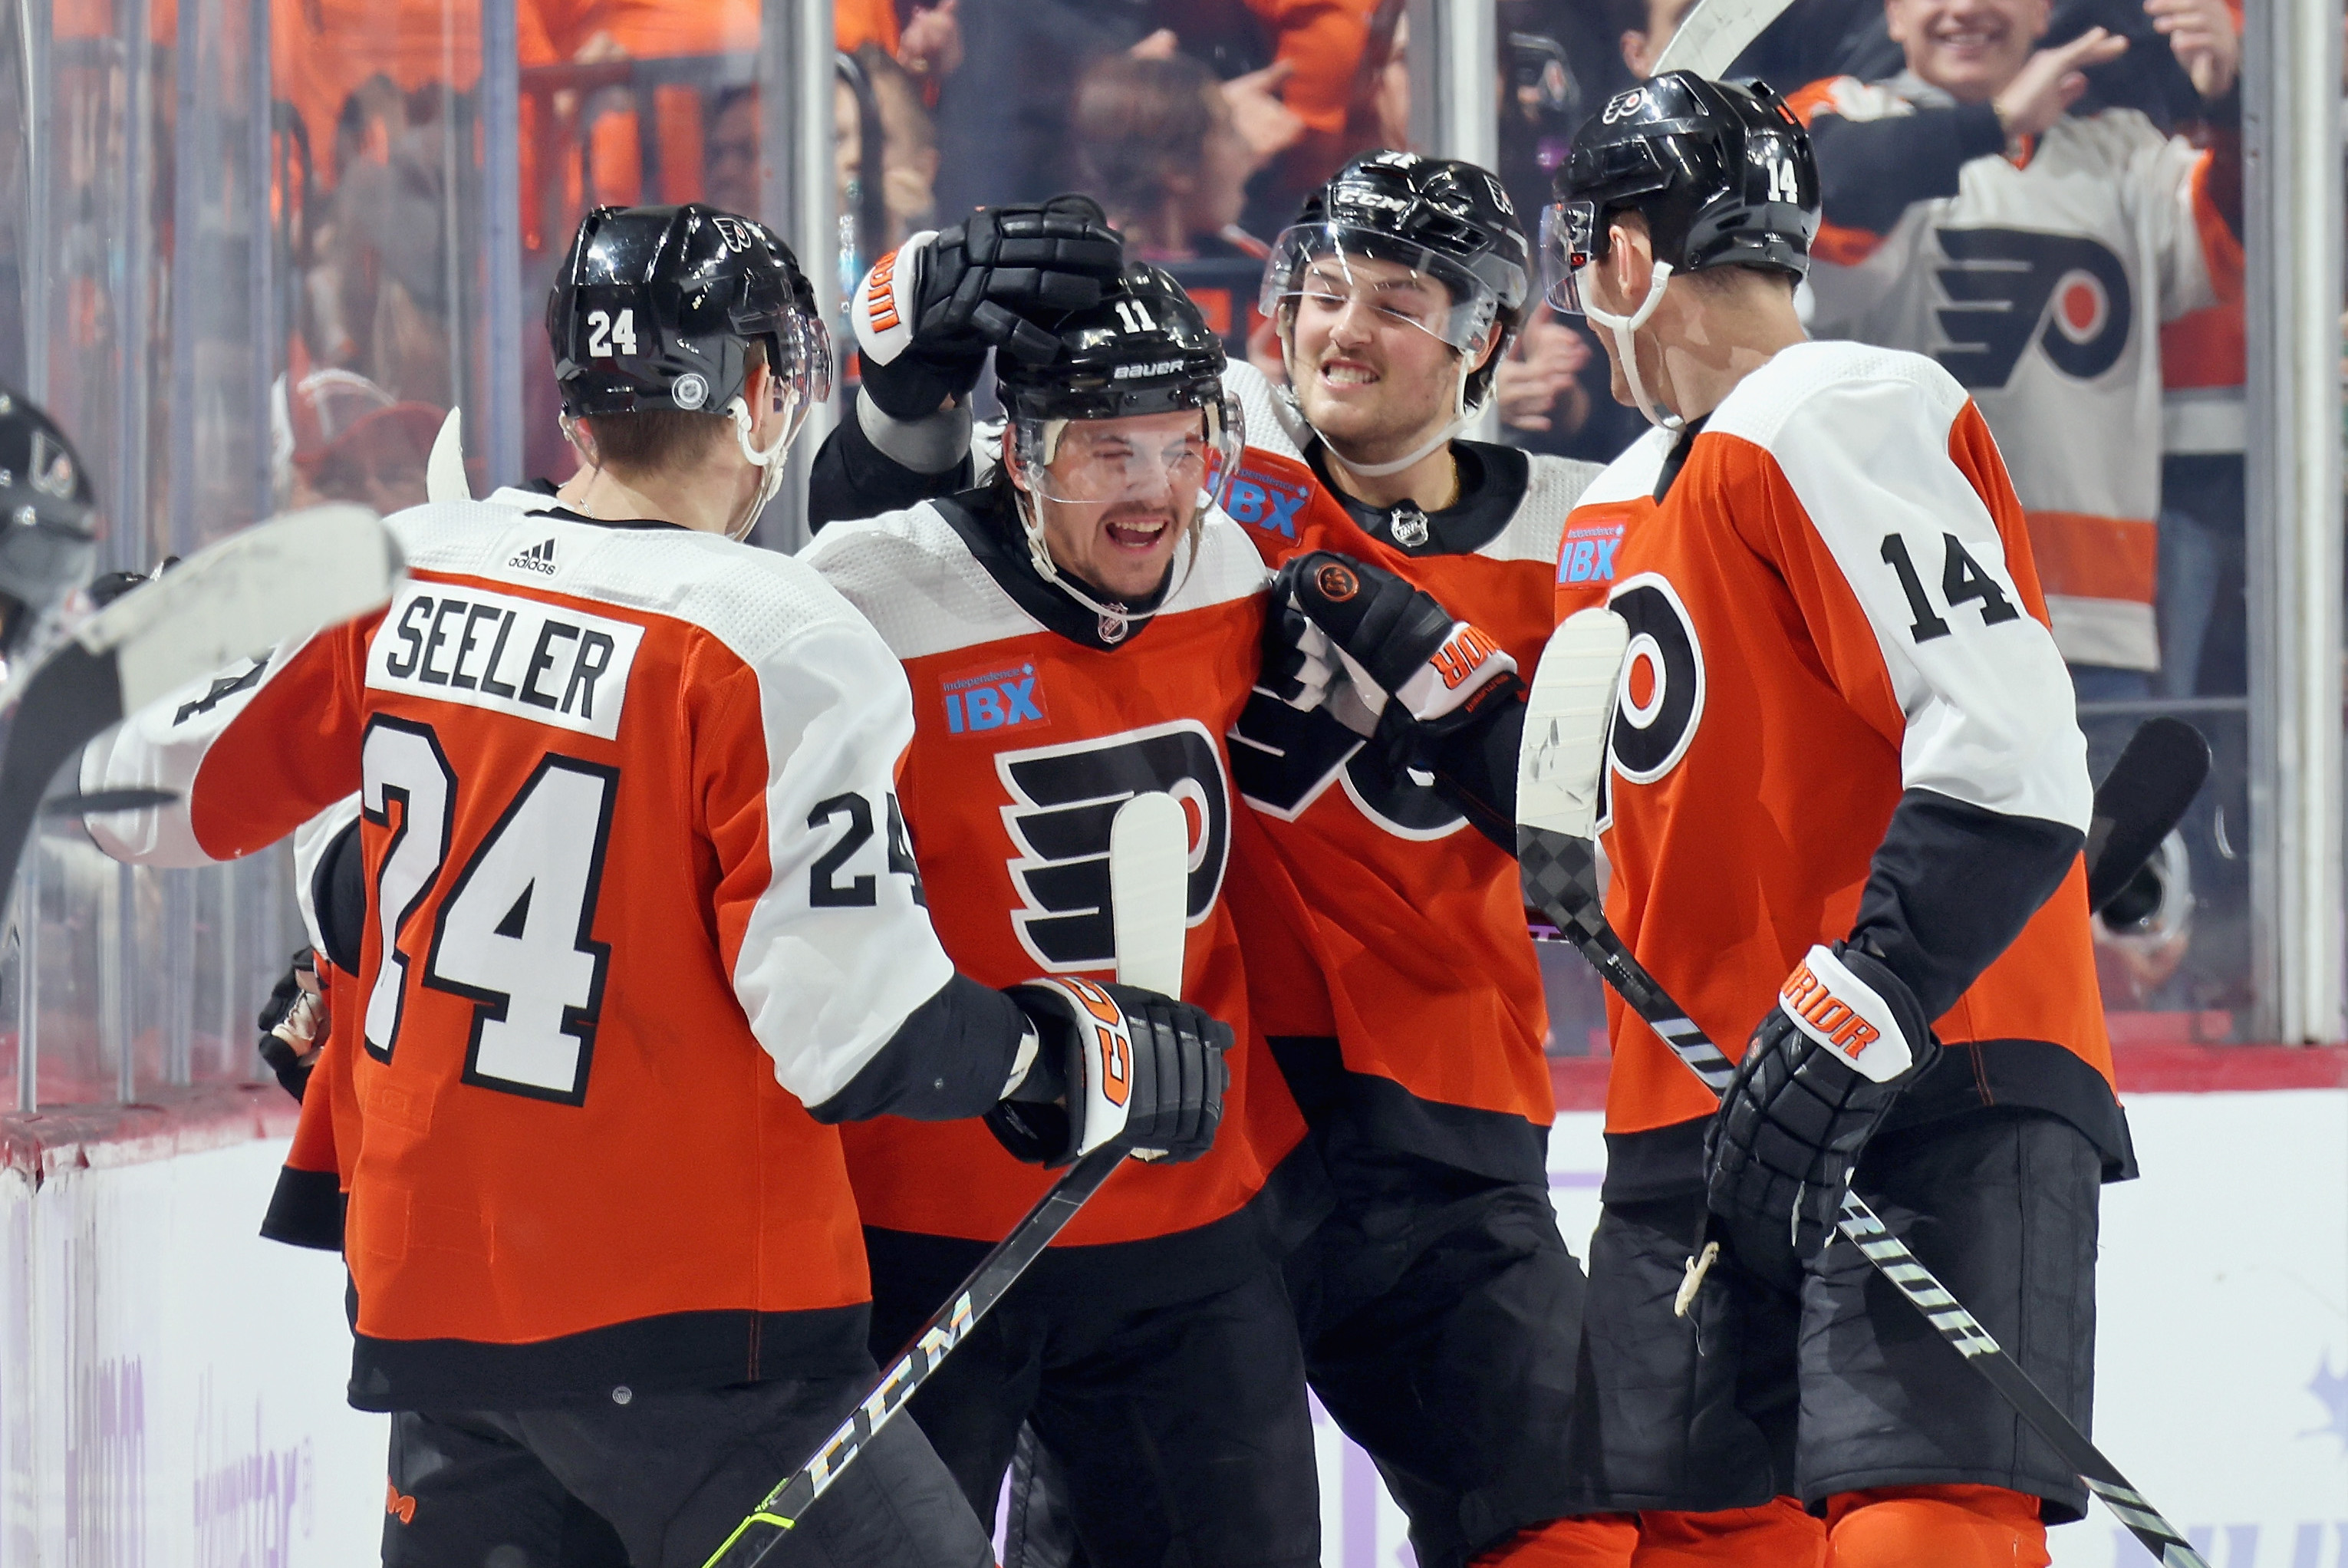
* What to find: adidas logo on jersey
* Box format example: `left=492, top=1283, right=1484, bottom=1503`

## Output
left=509, top=539, right=557, bottom=575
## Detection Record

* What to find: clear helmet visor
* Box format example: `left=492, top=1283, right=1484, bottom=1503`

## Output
left=1013, top=394, right=1244, bottom=510
left=1537, top=201, right=1601, bottom=317
left=759, top=308, right=835, bottom=453
left=1260, top=224, right=1506, bottom=354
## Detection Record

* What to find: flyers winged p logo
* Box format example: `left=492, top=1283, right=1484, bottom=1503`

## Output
left=1932, top=228, right=2132, bottom=390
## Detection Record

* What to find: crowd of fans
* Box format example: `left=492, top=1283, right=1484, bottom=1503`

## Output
left=124, top=0, right=2251, bottom=1016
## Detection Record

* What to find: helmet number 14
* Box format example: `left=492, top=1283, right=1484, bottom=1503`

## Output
left=1766, top=157, right=1801, bottom=205
left=586, top=308, right=639, bottom=358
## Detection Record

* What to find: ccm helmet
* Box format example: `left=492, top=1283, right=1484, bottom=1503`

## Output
left=1262, top=151, right=1531, bottom=471
left=1543, top=74, right=1817, bottom=425
left=0, top=387, right=98, bottom=659
left=997, top=264, right=1241, bottom=641
left=548, top=204, right=832, bottom=532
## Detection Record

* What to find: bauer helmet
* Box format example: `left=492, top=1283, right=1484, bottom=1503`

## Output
left=0, top=387, right=98, bottom=659
left=997, top=263, right=1242, bottom=641
left=548, top=204, right=832, bottom=532
left=1261, top=151, right=1530, bottom=471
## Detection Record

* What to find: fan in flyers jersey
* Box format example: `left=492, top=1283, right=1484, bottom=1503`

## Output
left=75, top=202, right=1230, bottom=1568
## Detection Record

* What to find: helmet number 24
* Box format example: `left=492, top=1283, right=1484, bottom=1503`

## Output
left=586, top=308, right=639, bottom=358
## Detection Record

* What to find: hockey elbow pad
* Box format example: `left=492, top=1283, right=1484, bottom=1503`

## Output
left=1274, top=552, right=1519, bottom=739
left=989, top=978, right=1233, bottom=1167
left=1703, top=943, right=1937, bottom=1262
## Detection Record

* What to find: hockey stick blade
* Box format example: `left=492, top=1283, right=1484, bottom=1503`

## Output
left=41, top=788, right=179, bottom=815
left=2084, top=717, right=2210, bottom=915
left=1109, top=791, right=1189, bottom=994
left=1648, top=0, right=1801, bottom=78
left=426, top=407, right=469, bottom=503
left=1517, top=608, right=1628, bottom=840
left=701, top=794, right=1190, bottom=1566
left=0, top=506, right=399, bottom=915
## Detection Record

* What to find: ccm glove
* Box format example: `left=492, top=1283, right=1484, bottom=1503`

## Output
left=255, top=947, right=325, bottom=1103
left=1273, top=552, right=1520, bottom=743
left=986, top=978, right=1232, bottom=1167
left=1703, top=942, right=1939, bottom=1261
left=852, top=196, right=1125, bottom=420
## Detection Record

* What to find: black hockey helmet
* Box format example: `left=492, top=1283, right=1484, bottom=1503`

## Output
left=1543, top=73, right=1819, bottom=313
left=996, top=265, right=1243, bottom=630
left=547, top=203, right=832, bottom=431
left=0, top=386, right=98, bottom=657
left=1262, top=150, right=1531, bottom=404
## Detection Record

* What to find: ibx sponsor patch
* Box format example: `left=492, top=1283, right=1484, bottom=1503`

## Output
left=943, top=661, right=1048, bottom=735
left=1557, top=516, right=1626, bottom=585
left=1222, top=466, right=1310, bottom=541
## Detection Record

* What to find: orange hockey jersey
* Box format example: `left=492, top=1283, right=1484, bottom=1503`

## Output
left=805, top=492, right=1306, bottom=1248
left=81, top=496, right=1028, bottom=1408
left=1219, top=361, right=1600, bottom=1175
left=1552, top=341, right=2118, bottom=1193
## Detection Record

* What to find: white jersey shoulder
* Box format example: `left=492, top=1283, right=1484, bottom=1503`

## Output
left=1223, top=358, right=1310, bottom=463
left=1572, top=425, right=1675, bottom=511
left=1477, top=452, right=1605, bottom=566
left=1706, top=341, right=2089, bottom=831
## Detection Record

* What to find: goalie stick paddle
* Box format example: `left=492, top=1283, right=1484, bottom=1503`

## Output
left=0, top=504, right=398, bottom=912
left=700, top=791, right=1191, bottom=1568
left=1516, top=613, right=2211, bottom=1568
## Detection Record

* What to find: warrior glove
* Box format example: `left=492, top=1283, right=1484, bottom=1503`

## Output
left=986, top=978, right=1232, bottom=1168
left=1704, top=942, right=1938, bottom=1262
left=1270, top=552, right=1521, bottom=746
left=853, top=196, right=1125, bottom=420
left=255, top=946, right=325, bottom=1103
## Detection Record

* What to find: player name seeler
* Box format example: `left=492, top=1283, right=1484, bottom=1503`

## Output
left=366, top=581, right=644, bottom=742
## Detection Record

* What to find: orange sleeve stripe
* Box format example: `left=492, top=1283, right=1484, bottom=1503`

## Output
left=2020, top=511, right=2158, bottom=606
left=2191, top=151, right=2246, bottom=308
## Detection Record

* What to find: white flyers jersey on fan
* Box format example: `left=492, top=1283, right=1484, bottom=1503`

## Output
left=1795, top=74, right=2238, bottom=672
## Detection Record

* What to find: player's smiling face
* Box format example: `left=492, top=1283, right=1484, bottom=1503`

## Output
left=1285, top=253, right=1476, bottom=461
left=1025, top=408, right=1206, bottom=601
left=1888, top=0, right=2049, bottom=100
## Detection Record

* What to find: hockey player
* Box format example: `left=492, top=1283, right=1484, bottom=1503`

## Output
left=1229, top=152, right=1635, bottom=1568
left=77, top=203, right=1236, bottom=1568
left=1790, top=0, right=2243, bottom=693
left=1276, top=76, right=2126, bottom=1566
left=800, top=260, right=1322, bottom=1568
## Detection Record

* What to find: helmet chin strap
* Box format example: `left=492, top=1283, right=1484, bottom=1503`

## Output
left=1584, top=260, right=1682, bottom=430
left=726, top=396, right=791, bottom=542
left=1283, top=334, right=1484, bottom=481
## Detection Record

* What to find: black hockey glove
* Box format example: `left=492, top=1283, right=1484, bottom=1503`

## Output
left=1703, top=941, right=1938, bottom=1262
left=986, top=978, right=1232, bottom=1168
left=1273, top=551, right=1522, bottom=746
left=255, top=947, right=325, bottom=1103
left=851, top=196, right=1125, bottom=420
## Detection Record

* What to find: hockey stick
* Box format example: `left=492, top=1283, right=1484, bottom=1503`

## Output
left=2084, top=716, right=2210, bottom=914
left=700, top=790, right=1192, bottom=1568
left=1648, top=0, right=1800, bottom=78
left=1517, top=609, right=2211, bottom=1568
left=0, top=504, right=398, bottom=909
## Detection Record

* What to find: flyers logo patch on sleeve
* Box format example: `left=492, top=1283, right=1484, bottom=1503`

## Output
left=996, top=720, right=1229, bottom=973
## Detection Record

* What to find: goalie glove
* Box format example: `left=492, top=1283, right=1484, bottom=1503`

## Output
left=1703, top=943, right=1938, bottom=1261
left=255, top=947, right=326, bottom=1103
left=986, top=978, right=1232, bottom=1168
left=1271, top=552, right=1521, bottom=743
left=852, top=196, right=1125, bottom=420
